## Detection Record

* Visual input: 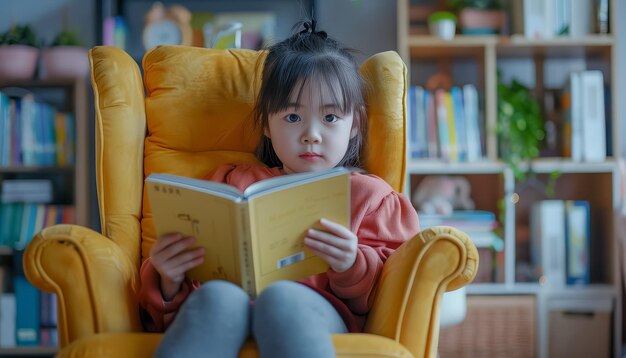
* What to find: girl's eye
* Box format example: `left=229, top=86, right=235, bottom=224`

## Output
left=286, top=114, right=300, bottom=123
left=324, top=114, right=338, bottom=123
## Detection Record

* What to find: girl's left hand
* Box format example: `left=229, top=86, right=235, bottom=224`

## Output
left=304, top=218, right=358, bottom=273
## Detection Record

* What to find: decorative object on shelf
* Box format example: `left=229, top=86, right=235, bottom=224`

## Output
left=408, top=3, right=439, bottom=35
left=41, top=30, right=89, bottom=79
left=428, top=11, right=457, bottom=40
left=0, top=25, right=40, bottom=80
left=412, top=175, right=475, bottom=215
left=446, top=0, right=506, bottom=35
left=203, top=22, right=242, bottom=49
left=103, top=16, right=127, bottom=49
left=143, top=2, right=192, bottom=51
left=190, top=12, right=276, bottom=50
left=496, top=75, right=544, bottom=182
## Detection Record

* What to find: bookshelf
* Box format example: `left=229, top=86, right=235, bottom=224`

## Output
left=397, top=0, right=621, bottom=357
left=0, top=78, right=89, bottom=355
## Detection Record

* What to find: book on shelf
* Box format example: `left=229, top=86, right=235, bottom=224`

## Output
left=434, top=89, right=451, bottom=161
left=425, top=91, right=438, bottom=159
left=531, top=200, right=591, bottom=287
left=562, top=70, right=606, bottom=162
left=13, top=251, right=40, bottom=347
left=524, top=0, right=594, bottom=39
left=0, top=91, right=76, bottom=167
left=406, top=85, right=482, bottom=162
left=408, top=86, right=427, bottom=159
left=564, top=200, right=590, bottom=285
left=146, top=167, right=350, bottom=297
left=419, top=210, right=501, bottom=283
left=531, top=200, right=567, bottom=287
left=463, top=84, right=482, bottom=161
left=450, top=87, right=467, bottom=162
left=1, top=179, right=53, bottom=203
left=0, top=203, right=75, bottom=249
left=0, top=293, right=15, bottom=347
left=579, top=70, right=606, bottom=162
left=418, top=210, right=502, bottom=247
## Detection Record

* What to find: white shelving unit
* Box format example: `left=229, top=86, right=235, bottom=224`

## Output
left=398, top=0, right=621, bottom=357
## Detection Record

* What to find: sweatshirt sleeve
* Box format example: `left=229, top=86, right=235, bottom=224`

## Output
left=327, top=186, right=420, bottom=314
left=137, top=257, right=200, bottom=332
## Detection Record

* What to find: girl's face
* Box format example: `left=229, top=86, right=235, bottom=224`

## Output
left=265, top=79, right=357, bottom=174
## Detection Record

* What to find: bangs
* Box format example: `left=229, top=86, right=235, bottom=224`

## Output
left=262, top=53, right=364, bottom=115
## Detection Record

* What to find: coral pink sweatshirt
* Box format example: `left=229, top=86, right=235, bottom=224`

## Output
left=138, top=164, right=420, bottom=332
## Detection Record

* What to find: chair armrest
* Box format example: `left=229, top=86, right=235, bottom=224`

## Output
left=24, top=224, right=143, bottom=349
left=364, top=226, right=478, bottom=358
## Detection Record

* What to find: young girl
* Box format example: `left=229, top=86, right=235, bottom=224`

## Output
left=138, top=20, right=420, bottom=358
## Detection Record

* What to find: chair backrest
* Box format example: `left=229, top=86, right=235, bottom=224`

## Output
left=89, top=46, right=407, bottom=266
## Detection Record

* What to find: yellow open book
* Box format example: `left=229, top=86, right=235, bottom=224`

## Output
left=146, top=167, right=350, bottom=297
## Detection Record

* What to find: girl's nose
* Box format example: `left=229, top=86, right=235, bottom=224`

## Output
left=302, top=134, right=321, bottom=144
left=301, top=124, right=322, bottom=144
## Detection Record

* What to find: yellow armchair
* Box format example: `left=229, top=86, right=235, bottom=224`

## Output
left=23, top=46, right=478, bottom=358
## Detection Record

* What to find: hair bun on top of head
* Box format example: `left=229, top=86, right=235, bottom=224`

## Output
left=300, top=20, right=327, bottom=40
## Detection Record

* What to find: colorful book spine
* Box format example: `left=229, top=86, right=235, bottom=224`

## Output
left=463, top=84, right=482, bottom=161
left=443, top=91, right=457, bottom=162
left=450, top=87, right=467, bottom=162
left=565, top=200, right=590, bottom=285
left=435, top=89, right=450, bottom=161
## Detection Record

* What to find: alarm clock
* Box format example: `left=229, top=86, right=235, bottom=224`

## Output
left=143, top=2, right=192, bottom=50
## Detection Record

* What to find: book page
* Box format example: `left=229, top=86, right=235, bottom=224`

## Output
left=148, top=173, right=244, bottom=201
left=247, top=172, right=350, bottom=292
left=146, top=181, right=243, bottom=285
left=243, top=167, right=349, bottom=197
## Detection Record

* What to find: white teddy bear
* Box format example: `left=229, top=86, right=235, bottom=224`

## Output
left=412, top=175, right=475, bottom=215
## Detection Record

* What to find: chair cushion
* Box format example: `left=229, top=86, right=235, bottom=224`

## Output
left=138, top=47, right=407, bottom=264
left=141, top=47, right=264, bottom=258
left=57, top=332, right=414, bottom=358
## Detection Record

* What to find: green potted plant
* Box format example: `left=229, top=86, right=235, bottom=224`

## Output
left=41, top=29, right=89, bottom=79
left=0, top=24, right=41, bottom=80
left=496, top=76, right=544, bottom=182
left=428, top=11, right=457, bottom=40
left=446, top=0, right=505, bottom=35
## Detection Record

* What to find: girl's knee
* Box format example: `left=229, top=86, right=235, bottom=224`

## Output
left=254, top=281, right=312, bottom=317
left=185, top=280, right=248, bottom=309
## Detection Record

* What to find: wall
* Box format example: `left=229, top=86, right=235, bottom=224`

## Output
left=315, top=0, right=397, bottom=63
left=616, top=0, right=626, bottom=157
left=0, top=0, right=95, bottom=47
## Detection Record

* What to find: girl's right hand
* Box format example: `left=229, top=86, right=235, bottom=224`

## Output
left=150, top=233, right=205, bottom=301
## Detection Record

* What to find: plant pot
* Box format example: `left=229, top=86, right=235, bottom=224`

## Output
left=459, top=8, right=506, bottom=35
left=41, top=46, right=89, bottom=79
left=0, top=45, right=39, bottom=80
left=429, top=19, right=456, bottom=40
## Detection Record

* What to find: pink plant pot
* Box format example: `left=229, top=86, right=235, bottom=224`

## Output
left=41, top=46, right=89, bottom=79
left=459, top=8, right=506, bottom=35
left=0, top=45, right=39, bottom=80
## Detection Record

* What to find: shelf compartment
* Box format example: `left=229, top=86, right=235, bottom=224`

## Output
left=407, top=160, right=505, bottom=175
left=513, top=172, right=615, bottom=286
left=408, top=36, right=493, bottom=59
left=497, top=35, right=613, bottom=58
left=0, top=346, right=57, bottom=356
left=0, top=166, right=75, bottom=174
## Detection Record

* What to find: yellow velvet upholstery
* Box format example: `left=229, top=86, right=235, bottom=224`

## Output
left=23, top=46, right=478, bottom=358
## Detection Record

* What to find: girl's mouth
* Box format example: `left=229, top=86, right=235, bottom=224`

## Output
left=299, top=152, right=322, bottom=160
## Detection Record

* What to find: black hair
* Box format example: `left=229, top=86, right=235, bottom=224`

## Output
left=253, top=20, right=367, bottom=169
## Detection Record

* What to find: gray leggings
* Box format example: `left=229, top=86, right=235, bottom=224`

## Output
left=154, top=280, right=348, bottom=358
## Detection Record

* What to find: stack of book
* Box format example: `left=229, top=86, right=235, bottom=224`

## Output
left=0, top=91, right=76, bottom=167
left=407, top=85, right=483, bottom=162
left=0, top=252, right=58, bottom=348
left=531, top=200, right=591, bottom=287
left=419, top=210, right=502, bottom=283
left=523, top=0, right=608, bottom=38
